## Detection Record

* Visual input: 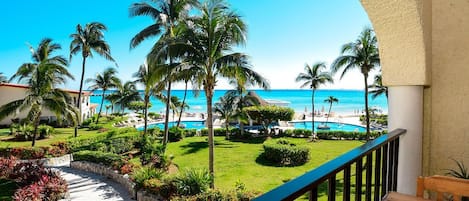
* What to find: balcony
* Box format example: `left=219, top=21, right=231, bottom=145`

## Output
left=255, top=129, right=406, bottom=201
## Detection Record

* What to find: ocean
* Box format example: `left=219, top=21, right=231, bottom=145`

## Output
left=89, top=89, right=388, bottom=115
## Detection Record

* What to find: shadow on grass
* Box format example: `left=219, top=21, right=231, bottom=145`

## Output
left=228, top=137, right=267, bottom=144
left=180, top=140, right=240, bottom=155
left=255, top=153, right=284, bottom=167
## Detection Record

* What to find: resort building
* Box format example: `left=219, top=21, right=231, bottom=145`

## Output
left=0, top=83, right=96, bottom=126
left=258, top=0, right=469, bottom=200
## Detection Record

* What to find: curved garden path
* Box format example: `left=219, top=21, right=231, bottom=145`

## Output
left=55, top=167, right=133, bottom=201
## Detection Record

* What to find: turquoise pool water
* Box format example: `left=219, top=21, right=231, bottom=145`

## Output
left=290, top=121, right=366, bottom=132
left=138, top=120, right=366, bottom=132
left=138, top=120, right=206, bottom=131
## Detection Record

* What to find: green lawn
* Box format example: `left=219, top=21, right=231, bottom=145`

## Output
left=166, top=137, right=363, bottom=194
left=0, top=127, right=104, bottom=148
left=0, top=116, right=123, bottom=148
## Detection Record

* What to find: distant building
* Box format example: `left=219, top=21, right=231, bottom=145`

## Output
left=0, top=83, right=97, bottom=126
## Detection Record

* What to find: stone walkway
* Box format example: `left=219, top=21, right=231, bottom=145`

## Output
left=55, top=167, right=133, bottom=201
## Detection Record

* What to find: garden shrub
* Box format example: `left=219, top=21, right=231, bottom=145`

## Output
left=185, top=129, right=197, bottom=137
left=263, top=138, right=310, bottom=166
left=0, top=157, right=67, bottom=201
left=291, top=128, right=312, bottom=137
left=315, top=130, right=384, bottom=140
left=73, top=150, right=123, bottom=167
left=140, top=135, right=171, bottom=169
left=37, top=124, right=55, bottom=139
left=200, top=127, right=238, bottom=137
left=131, top=166, right=164, bottom=189
left=88, top=122, right=104, bottom=130
left=147, top=127, right=161, bottom=136
left=169, top=126, right=185, bottom=142
left=171, top=189, right=259, bottom=201
left=173, top=168, right=212, bottom=196
left=14, top=124, right=34, bottom=141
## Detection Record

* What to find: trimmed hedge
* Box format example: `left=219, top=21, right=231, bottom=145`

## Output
left=69, top=130, right=140, bottom=154
left=262, top=138, right=310, bottom=166
left=73, top=150, right=123, bottom=166
left=316, top=130, right=385, bottom=140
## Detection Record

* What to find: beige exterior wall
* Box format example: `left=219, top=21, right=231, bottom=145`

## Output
left=361, top=0, right=469, bottom=177
left=0, top=85, right=92, bottom=125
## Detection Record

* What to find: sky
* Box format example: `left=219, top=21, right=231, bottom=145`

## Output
left=0, top=0, right=374, bottom=90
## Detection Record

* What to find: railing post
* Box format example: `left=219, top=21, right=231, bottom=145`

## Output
left=343, top=165, right=351, bottom=201
left=355, top=157, right=363, bottom=201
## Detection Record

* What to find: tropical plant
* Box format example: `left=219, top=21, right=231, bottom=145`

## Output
left=110, top=81, right=142, bottom=114
left=0, top=72, right=7, bottom=83
left=369, top=72, right=388, bottom=100
left=445, top=158, right=469, bottom=179
left=243, top=105, right=295, bottom=137
left=295, top=62, right=333, bottom=134
left=70, top=22, right=116, bottom=137
left=174, top=168, right=212, bottom=196
left=86, top=67, right=120, bottom=124
left=227, top=68, right=269, bottom=137
left=324, top=96, right=339, bottom=126
left=331, top=27, right=380, bottom=140
left=0, top=38, right=78, bottom=146
left=105, top=105, right=112, bottom=116
left=133, top=63, right=165, bottom=135
left=173, top=0, right=269, bottom=188
left=214, top=93, right=237, bottom=139
left=129, top=0, right=197, bottom=146
left=128, top=101, right=152, bottom=113
left=173, top=67, right=199, bottom=128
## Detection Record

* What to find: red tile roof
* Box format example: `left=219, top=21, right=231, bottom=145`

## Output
left=0, top=83, right=92, bottom=95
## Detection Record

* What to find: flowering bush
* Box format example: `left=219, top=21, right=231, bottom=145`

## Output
left=0, top=142, right=70, bottom=159
left=0, top=157, right=68, bottom=201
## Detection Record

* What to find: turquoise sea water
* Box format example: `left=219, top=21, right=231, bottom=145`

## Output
left=89, top=89, right=388, bottom=115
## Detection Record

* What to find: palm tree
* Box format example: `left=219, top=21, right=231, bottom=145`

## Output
left=214, top=93, right=237, bottom=139
left=180, top=0, right=267, bottom=188
left=133, top=63, right=164, bottom=135
left=174, top=67, right=198, bottom=128
left=369, top=73, right=388, bottom=100
left=107, top=81, right=142, bottom=114
left=0, top=73, right=7, bottom=83
left=295, top=62, right=333, bottom=134
left=0, top=38, right=78, bottom=146
left=324, top=96, right=339, bottom=126
left=331, top=27, right=380, bottom=140
left=105, top=105, right=112, bottom=116
left=86, top=68, right=120, bottom=124
left=70, top=22, right=116, bottom=137
left=227, top=67, right=270, bottom=137
left=129, top=0, right=197, bottom=147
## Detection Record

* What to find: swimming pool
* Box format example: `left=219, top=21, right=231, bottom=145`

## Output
left=138, top=120, right=206, bottom=131
left=290, top=121, right=366, bottom=132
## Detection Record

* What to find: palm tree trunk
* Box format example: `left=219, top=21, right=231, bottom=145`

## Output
left=205, top=86, right=215, bottom=189
left=31, top=114, right=41, bottom=147
left=225, top=117, right=230, bottom=140
left=144, top=94, right=149, bottom=135
left=176, top=81, right=188, bottom=128
left=326, top=103, right=332, bottom=125
left=96, top=89, right=106, bottom=124
left=364, top=74, right=371, bottom=140
left=311, top=89, right=315, bottom=134
left=75, top=56, right=87, bottom=137
left=162, top=77, right=172, bottom=147
left=239, top=94, right=244, bottom=136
